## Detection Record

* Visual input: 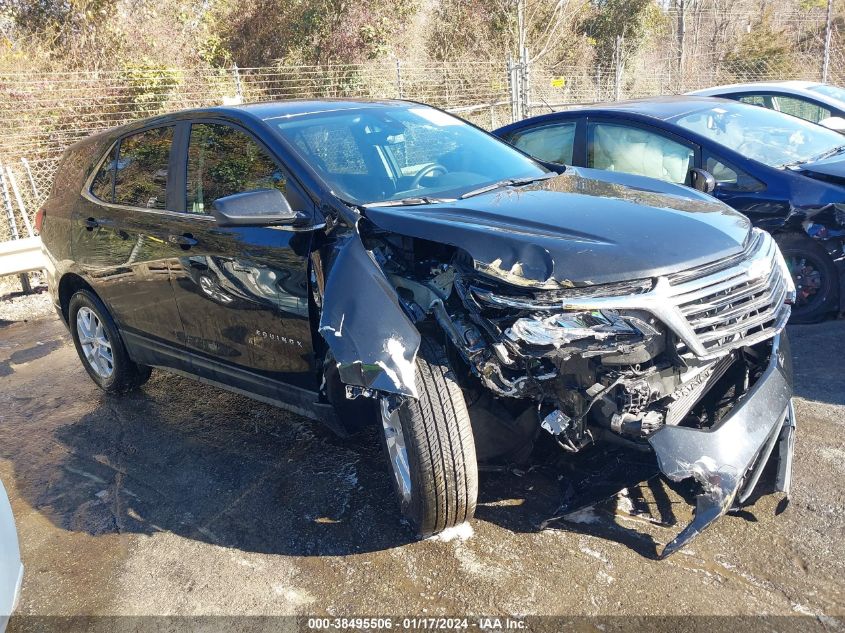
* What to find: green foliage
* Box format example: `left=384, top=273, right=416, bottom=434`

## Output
left=579, top=0, right=666, bottom=69
left=209, top=0, right=418, bottom=67
left=118, top=62, right=182, bottom=114
left=724, top=9, right=799, bottom=80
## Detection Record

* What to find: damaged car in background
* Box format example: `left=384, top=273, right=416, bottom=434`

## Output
left=39, top=100, right=796, bottom=558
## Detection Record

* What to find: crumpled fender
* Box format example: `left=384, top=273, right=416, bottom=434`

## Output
left=318, top=225, right=420, bottom=398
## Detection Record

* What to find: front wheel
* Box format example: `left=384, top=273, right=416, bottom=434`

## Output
left=378, top=336, right=478, bottom=538
left=776, top=232, right=838, bottom=324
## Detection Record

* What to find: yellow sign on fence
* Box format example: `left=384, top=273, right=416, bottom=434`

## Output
left=550, top=77, right=566, bottom=88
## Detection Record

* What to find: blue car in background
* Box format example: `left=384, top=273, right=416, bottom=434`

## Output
left=494, top=96, right=845, bottom=323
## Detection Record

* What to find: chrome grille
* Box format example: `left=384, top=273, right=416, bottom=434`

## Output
left=668, top=229, right=792, bottom=356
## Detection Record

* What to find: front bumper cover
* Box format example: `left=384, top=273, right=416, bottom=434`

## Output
left=648, top=333, right=795, bottom=558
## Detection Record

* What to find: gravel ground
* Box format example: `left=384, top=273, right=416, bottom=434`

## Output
left=0, top=273, right=51, bottom=324
left=0, top=310, right=843, bottom=631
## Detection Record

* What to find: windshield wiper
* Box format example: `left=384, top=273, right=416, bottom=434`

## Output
left=459, top=172, right=557, bottom=199
left=783, top=144, right=845, bottom=168
left=811, top=144, right=845, bottom=162
left=363, top=196, right=455, bottom=207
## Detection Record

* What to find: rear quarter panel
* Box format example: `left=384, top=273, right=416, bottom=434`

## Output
left=40, top=134, right=116, bottom=314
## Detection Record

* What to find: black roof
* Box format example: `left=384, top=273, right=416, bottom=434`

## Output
left=495, top=95, right=737, bottom=134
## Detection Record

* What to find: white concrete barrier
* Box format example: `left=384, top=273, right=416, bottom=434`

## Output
left=0, top=237, right=45, bottom=277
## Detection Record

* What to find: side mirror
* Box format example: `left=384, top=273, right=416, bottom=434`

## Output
left=211, top=189, right=307, bottom=227
left=819, top=116, right=845, bottom=133
left=689, top=168, right=717, bottom=194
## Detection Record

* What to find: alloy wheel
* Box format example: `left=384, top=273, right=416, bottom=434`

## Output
left=76, top=306, right=114, bottom=379
left=787, top=254, right=824, bottom=308
left=380, top=399, right=412, bottom=505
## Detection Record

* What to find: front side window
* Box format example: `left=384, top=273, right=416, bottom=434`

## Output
left=587, top=122, right=694, bottom=184
left=113, top=126, right=173, bottom=210
left=187, top=123, right=285, bottom=214
left=273, top=105, right=545, bottom=205
left=509, top=122, right=577, bottom=165
left=703, top=151, right=765, bottom=192
left=673, top=101, right=845, bottom=168
left=773, top=96, right=831, bottom=124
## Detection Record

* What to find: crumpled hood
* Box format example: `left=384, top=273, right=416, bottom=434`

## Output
left=364, top=168, right=751, bottom=287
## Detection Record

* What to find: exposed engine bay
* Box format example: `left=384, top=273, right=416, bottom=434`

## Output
left=362, top=226, right=789, bottom=459
left=316, top=210, right=795, bottom=558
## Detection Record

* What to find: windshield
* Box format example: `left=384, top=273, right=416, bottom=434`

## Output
left=672, top=101, right=845, bottom=167
left=271, top=105, right=546, bottom=205
left=808, top=83, right=845, bottom=103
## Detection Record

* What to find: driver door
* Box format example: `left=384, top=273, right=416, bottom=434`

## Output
left=168, top=119, right=320, bottom=394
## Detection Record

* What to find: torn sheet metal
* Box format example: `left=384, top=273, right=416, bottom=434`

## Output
left=506, top=310, right=642, bottom=348
left=318, top=229, right=420, bottom=398
left=648, top=333, right=794, bottom=558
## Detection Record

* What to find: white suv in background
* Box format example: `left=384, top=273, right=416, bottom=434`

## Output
left=0, top=479, right=22, bottom=632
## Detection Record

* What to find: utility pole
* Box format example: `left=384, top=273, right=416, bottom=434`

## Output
left=614, top=35, right=624, bottom=101
left=822, top=0, right=833, bottom=82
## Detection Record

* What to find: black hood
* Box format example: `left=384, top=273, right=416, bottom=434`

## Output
left=363, top=168, right=751, bottom=288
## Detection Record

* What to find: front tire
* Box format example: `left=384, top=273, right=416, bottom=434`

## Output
left=69, top=290, right=151, bottom=393
left=776, top=232, right=838, bottom=324
left=378, top=336, right=478, bottom=538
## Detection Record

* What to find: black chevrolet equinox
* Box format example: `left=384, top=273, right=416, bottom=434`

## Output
left=40, top=100, right=797, bottom=557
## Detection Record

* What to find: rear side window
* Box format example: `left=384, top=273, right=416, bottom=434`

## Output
left=114, top=126, right=174, bottom=210
left=737, top=94, right=771, bottom=108
left=90, top=145, right=116, bottom=202
left=509, top=122, right=576, bottom=165
left=186, top=123, right=285, bottom=214
left=773, top=96, right=831, bottom=124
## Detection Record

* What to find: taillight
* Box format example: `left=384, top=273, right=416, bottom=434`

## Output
left=35, top=208, right=45, bottom=234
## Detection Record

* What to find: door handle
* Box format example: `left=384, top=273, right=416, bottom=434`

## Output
left=168, top=233, right=198, bottom=250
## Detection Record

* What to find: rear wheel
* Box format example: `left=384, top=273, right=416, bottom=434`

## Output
left=378, top=336, right=478, bottom=537
left=776, top=232, right=838, bottom=324
left=69, top=290, right=151, bottom=393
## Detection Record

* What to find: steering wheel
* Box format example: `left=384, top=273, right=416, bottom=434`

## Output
left=409, top=163, right=448, bottom=189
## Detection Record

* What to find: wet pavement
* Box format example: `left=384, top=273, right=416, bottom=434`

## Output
left=0, top=315, right=843, bottom=626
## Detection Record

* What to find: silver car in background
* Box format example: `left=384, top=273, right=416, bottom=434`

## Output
left=0, top=479, right=22, bottom=632
left=688, top=80, right=845, bottom=132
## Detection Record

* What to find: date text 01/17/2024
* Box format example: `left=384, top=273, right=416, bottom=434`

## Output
left=306, top=617, right=527, bottom=630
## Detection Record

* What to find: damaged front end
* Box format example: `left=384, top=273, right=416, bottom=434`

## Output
left=319, top=212, right=797, bottom=556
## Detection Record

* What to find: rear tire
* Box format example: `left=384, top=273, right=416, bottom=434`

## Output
left=68, top=290, right=151, bottom=393
left=775, top=232, right=838, bottom=324
left=378, top=335, right=478, bottom=538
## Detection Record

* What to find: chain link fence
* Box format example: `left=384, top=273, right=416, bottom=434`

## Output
left=1, top=47, right=844, bottom=244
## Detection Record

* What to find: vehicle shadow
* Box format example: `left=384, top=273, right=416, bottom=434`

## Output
left=473, top=440, right=697, bottom=560
left=3, top=368, right=755, bottom=559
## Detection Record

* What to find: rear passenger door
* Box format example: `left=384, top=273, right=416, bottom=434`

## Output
left=74, top=124, right=191, bottom=371
left=168, top=120, right=320, bottom=394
